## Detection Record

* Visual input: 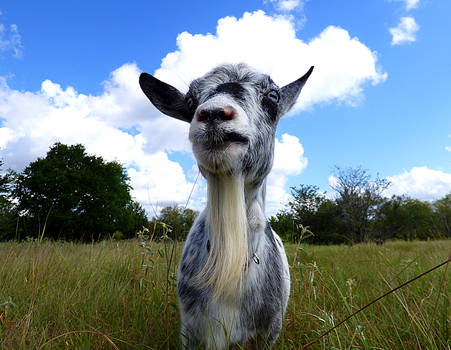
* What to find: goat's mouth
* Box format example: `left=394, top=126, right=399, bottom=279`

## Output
left=190, top=130, right=249, bottom=172
left=193, top=131, right=249, bottom=150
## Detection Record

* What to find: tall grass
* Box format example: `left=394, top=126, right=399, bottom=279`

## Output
left=0, top=238, right=449, bottom=349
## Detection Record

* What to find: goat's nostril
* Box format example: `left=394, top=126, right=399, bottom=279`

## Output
left=196, top=107, right=236, bottom=123
left=196, top=109, right=208, bottom=122
left=221, top=107, right=236, bottom=121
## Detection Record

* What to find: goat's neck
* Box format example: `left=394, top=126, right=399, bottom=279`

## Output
left=244, top=179, right=267, bottom=234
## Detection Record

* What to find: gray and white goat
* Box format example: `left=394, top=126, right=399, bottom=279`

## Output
left=139, top=63, right=313, bottom=349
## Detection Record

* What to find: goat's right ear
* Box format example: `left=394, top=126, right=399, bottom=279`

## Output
left=139, top=73, right=192, bottom=123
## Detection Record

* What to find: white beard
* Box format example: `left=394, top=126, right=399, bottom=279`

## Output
left=194, top=173, right=248, bottom=300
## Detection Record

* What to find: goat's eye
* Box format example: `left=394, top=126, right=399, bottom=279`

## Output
left=266, top=90, right=280, bottom=103
left=186, top=96, right=197, bottom=110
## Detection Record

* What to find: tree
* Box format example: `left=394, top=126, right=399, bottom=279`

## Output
left=330, top=166, right=390, bottom=243
left=269, top=211, right=298, bottom=242
left=376, top=196, right=439, bottom=241
left=432, top=194, right=451, bottom=238
left=287, top=185, right=327, bottom=223
left=150, top=205, right=198, bottom=240
left=121, top=200, right=149, bottom=237
left=275, top=185, right=326, bottom=243
left=13, top=143, right=148, bottom=240
left=273, top=185, right=345, bottom=244
left=0, top=160, right=17, bottom=240
left=313, top=199, right=347, bottom=244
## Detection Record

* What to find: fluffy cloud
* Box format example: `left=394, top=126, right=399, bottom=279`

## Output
left=266, top=134, right=308, bottom=214
left=0, top=63, right=191, bottom=162
left=389, top=17, right=419, bottom=46
left=0, top=10, right=386, bottom=215
left=386, top=167, right=451, bottom=201
left=0, top=23, right=22, bottom=58
left=156, top=11, right=386, bottom=112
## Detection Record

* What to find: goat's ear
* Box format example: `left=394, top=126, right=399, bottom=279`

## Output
left=279, top=66, right=314, bottom=117
left=139, top=72, right=192, bottom=123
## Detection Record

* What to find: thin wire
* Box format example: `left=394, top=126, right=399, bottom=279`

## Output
left=184, top=170, right=200, bottom=210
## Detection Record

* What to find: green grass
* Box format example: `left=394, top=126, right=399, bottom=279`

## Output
left=0, top=238, right=449, bottom=349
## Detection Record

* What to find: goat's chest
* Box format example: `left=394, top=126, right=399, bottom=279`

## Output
left=203, top=263, right=278, bottom=339
left=211, top=247, right=284, bottom=320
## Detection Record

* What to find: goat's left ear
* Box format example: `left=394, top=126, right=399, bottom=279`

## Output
left=139, top=72, right=192, bottom=123
left=279, top=66, right=314, bottom=117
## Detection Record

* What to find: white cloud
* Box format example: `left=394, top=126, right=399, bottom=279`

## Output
left=267, top=0, right=303, bottom=12
left=0, top=126, right=14, bottom=149
left=0, top=10, right=386, bottom=216
left=327, top=174, right=339, bottom=188
left=266, top=134, right=308, bottom=214
left=278, top=0, right=301, bottom=11
left=386, top=167, right=451, bottom=201
left=0, top=23, right=22, bottom=58
left=389, top=17, right=419, bottom=46
left=272, top=133, right=308, bottom=174
left=156, top=11, right=386, bottom=112
left=405, top=0, right=420, bottom=10
left=390, top=0, right=420, bottom=11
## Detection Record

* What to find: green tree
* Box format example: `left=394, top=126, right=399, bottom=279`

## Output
left=330, top=166, right=390, bottom=242
left=269, top=211, right=298, bottom=242
left=13, top=143, right=147, bottom=241
left=375, top=196, right=439, bottom=241
left=0, top=160, right=17, bottom=240
left=432, top=194, right=451, bottom=238
left=121, top=200, right=149, bottom=237
left=313, top=199, right=347, bottom=244
left=151, top=205, right=197, bottom=240
left=287, top=185, right=326, bottom=223
left=273, top=185, right=346, bottom=244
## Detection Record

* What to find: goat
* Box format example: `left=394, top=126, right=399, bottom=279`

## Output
left=139, top=63, right=313, bottom=349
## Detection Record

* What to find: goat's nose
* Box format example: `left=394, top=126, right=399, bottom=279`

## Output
left=196, top=107, right=236, bottom=123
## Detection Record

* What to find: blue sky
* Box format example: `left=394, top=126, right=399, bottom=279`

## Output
left=0, top=0, right=450, bottom=214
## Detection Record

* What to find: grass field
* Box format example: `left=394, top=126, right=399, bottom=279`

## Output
left=0, top=238, right=449, bottom=349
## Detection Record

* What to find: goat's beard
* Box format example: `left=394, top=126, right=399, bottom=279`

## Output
left=194, top=173, right=248, bottom=300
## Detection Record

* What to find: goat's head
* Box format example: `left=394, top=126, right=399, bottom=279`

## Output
left=140, top=63, right=313, bottom=180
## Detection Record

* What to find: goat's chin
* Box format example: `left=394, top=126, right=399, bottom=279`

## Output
left=192, top=141, right=248, bottom=174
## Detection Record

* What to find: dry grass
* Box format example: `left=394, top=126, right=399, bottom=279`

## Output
left=0, top=238, right=449, bottom=349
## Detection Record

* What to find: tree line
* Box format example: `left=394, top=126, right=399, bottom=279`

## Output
left=270, top=166, right=451, bottom=244
left=1, top=143, right=450, bottom=243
